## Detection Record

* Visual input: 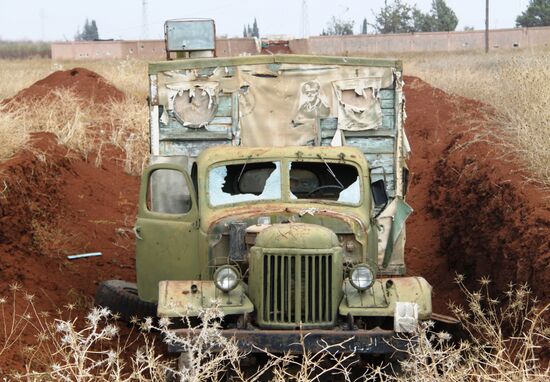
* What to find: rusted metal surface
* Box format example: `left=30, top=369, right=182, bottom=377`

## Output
left=167, top=327, right=408, bottom=354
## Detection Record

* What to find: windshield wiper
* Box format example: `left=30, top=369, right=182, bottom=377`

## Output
left=317, top=154, right=344, bottom=189
left=237, top=155, right=253, bottom=183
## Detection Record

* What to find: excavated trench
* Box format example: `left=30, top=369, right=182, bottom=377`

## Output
left=0, top=70, right=548, bottom=369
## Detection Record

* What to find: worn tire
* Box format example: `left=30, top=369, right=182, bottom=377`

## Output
left=95, top=280, right=157, bottom=322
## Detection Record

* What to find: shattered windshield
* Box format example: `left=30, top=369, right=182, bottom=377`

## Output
left=289, top=162, right=361, bottom=204
left=209, top=161, right=282, bottom=206
left=208, top=160, right=361, bottom=207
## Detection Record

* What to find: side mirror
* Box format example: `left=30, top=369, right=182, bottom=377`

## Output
left=371, top=179, right=388, bottom=206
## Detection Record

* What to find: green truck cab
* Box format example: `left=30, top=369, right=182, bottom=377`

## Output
left=99, top=20, right=433, bottom=354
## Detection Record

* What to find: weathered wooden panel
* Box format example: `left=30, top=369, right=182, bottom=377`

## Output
left=210, top=116, right=232, bottom=125
left=197, top=67, right=216, bottom=77
left=160, top=140, right=231, bottom=158
left=344, top=137, right=395, bottom=154
left=319, top=115, right=393, bottom=130
left=382, top=115, right=394, bottom=129
left=160, top=127, right=232, bottom=141
left=380, top=99, right=394, bottom=109
left=379, top=89, right=394, bottom=100
left=216, top=95, right=232, bottom=117
left=365, top=153, right=395, bottom=170
left=381, top=108, right=395, bottom=117
left=205, top=124, right=231, bottom=132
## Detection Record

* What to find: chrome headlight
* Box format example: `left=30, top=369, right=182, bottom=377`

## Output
left=350, top=264, right=375, bottom=291
left=214, top=265, right=240, bottom=292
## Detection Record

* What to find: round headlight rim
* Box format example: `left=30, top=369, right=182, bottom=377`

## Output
left=213, top=265, right=241, bottom=292
left=349, top=264, right=375, bottom=291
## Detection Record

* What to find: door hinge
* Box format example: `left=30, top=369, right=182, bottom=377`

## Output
left=192, top=219, right=200, bottom=229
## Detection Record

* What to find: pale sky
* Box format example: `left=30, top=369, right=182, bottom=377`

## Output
left=0, top=0, right=532, bottom=41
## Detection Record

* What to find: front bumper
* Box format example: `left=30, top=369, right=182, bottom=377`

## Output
left=167, top=327, right=410, bottom=354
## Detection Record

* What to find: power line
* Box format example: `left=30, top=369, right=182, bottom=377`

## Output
left=300, top=0, right=310, bottom=37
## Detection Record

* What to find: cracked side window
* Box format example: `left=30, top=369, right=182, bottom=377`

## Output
left=147, top=169, right=192, bottom=214
left=289, top=162, right=361, bottom=204
left=209, top=162, right=281, bottom=207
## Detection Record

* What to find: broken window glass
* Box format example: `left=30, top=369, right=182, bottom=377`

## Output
left=147, top=169, right=192, bottom=214
left=209, top=162, right=281, bottom=206
left=289, top=162, right=361, bottom=204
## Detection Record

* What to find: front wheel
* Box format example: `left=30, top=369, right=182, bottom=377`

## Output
left=95, top=279, right=157, bottom=322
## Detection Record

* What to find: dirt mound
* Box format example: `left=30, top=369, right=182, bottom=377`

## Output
left=0, top=133, right=138, bottom=370
left=4, top=67, right=125, bottom=105
left=404, top=76, right=550, bottom=308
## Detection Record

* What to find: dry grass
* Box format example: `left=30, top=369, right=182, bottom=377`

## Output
left=0, top=104, right=28, bottom=161
left=0, top=59, right=149, bottom=174
left=1, top=278, right=547, bottom=381
left=405, top=48, right=550, bottom=186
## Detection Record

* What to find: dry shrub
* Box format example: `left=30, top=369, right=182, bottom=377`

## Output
left=18, top=89, right=96, bottom=158
left=377, top=276, right=549, bottom=382
left=0, top=104, right=28, bottom=161
left=2, top=278, right=548, bottom=381
left=406, top=49, right=550, bottom=186
left=1, top=87, right=149, bottom=174
left=0, top=59, right=149, bottom=174
left=101, top=96, right=150, bottom=175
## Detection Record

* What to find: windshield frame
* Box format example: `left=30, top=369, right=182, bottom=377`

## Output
left=205, top=158, right=364, bottom=209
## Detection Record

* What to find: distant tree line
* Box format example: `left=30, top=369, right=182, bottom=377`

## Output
left=321, top=0, right=550, bottom=36
left=75, top=19, right=99, bottom=41
left=322, top=0, right=458, bottom=36
left=516, top=0, right=550, bottom=27
left=0, top=40, right=51, bottom=59
left=243, top=18, right=259, bottom=38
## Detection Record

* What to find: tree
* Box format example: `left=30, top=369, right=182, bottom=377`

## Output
left=89, top=20, right=99, bottom=40
left=361, top=18, right=368, bottom=34
left=75, top=18, right=99, bottom=41
left=412, top=7, right=434, bottom=32
left=516, top=0, right=550, bottom=27
left=243, top=25, right=247, bottom=37
left=431, top=0, right=458, bottom=31
left=374, top=0, right=414, bottom=34
left=252, top=18, right=259, bottom=38
left=323, top=16, right=354, bottom=35
left=374, top=0, right=458, bottom=33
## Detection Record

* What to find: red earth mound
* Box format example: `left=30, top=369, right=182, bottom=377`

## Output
left=4, top=67, right=125, bottom=105
left=0, top=69, right=548, bottom=370
left=404, top=76, right=549, bottom=310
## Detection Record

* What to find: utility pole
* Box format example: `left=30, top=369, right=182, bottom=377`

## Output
left=485, top=0, right=489, bottom=53
left=300, top=0, right=310, bottom=38
left=141, top=0, right=149, bottom=40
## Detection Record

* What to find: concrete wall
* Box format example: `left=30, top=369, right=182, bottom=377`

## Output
left=51, top=38, right=260, bottom=60
left=289, top=26, right=550, bottom=55
left=52, top=26, right=550, bottom=60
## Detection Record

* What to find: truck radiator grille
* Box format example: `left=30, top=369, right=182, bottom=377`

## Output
left=262, top=254, right=332, bottom=325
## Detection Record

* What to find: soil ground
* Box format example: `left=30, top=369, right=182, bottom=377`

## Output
left=0, top=69, right=548, bottom=370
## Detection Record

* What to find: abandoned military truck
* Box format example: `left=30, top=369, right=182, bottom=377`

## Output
left=96, top=19, right=432, bottom=354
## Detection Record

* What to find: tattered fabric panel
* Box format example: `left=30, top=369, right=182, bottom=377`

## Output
left=332, top=77, right=384, bottom=131
left=155, top=64, right=394, bottom=147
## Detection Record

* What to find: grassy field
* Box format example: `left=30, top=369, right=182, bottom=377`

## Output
left=405, top=48, right=550, bottom=187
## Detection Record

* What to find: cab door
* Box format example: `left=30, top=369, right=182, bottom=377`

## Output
left=135, top=163, right=199, bottom=302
